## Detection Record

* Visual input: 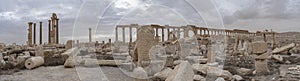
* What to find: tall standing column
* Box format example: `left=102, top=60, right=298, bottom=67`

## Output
left=122, top=27, right=125, bottom=42
left=115, top=27, right=118, bottom=41
left=56, top=19, right=59, bottom=44
left=39, top=22, right=42, bottom=45
left=162, top=28, right=164, bottom=42
left=177, top=28, right=181, bottom=38
left=33, top=23, right=36, bottom=45
left=89, top=28, right=92, bottom=42
left=129, top=27, right=132, bottom=43
left=48, top=20, right=51, bottom=44
left=167, top=26, right=170, bottom=40
left=28, top=22, right=33, bottom=46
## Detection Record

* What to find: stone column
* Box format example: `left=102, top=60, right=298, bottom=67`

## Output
left=89, top=28, right=92, bottom=42
left=28, top=22, right=33, bottom=46
left=48, top=20, right=51, bottom=44
left=39, top=22, right=42, bottom=45
left=167, top=26, right=170, bottom=40
left=183, top=27, right=188, bottom=38
left=115, top=27, right=118, bottom=41
left=162, top=28, right=164, bottom=42
left=122, top=27, right=125, bottom=42
left=130, top=27, right=132, bottom=43
left=200, top=29, right=202, bottom=35
left=33, top=23, right=36, bottom=45
left=56, top=19, right=59, bottom=44
left=177, top=28, right=181, bottom=38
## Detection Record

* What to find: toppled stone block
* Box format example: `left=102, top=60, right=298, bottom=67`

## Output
left=237, top=68, right=252, bottom=75
left=25, top=56, right=44, bottom=70
left=133, top=67, right=149, bottom=81
left=232, top=75, right=243, bottom=81
left=272, top=55, right=284, bottom=62
left=35, top=45, right=44, bottom=57
left=251, top=41, right=268, bottom=54
left=193, top=75, right=205, bottom=81
left=166, top=61, right=194, bottom=81
left=64, top=57, right=75, bottom=68
left=154, top=68, right=172, bottom=80
left=144, top=60, right=164, bottom=76
left=192, top=64, right=209, bottom=74
left=16, top=55, right=31, bottom=68
left=273, top=43, right=296, bottom=54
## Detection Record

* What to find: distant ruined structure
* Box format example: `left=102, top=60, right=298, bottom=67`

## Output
left=26, top=13, right=59, bottom=46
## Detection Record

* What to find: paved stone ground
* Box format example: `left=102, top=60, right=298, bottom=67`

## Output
left=0, top=66, right=133, bottom=81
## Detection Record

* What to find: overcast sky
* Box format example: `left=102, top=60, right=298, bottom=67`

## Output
left=0, top=0, right=299, bottom=44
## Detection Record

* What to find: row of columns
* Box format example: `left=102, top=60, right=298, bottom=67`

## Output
left=27, top=22, right=43, bottom=46
left=114, top=24, right=260, bottom=43
left=27, top=13, right=59, bottom=46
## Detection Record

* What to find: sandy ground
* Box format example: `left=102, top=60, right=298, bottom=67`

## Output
left=0, top=66, right=133, bottom=81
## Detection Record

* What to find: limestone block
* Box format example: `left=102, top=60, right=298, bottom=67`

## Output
left=232, top=75, right=243, bottom=81
left=64, top=57, right=74, bottom=68
left=133, top=67, right=149, bottom=81
left=166, top=61, right=194, bottom=81
left=154, top=68, right=172, bottom=80
left=25, top=56, right=44, bottom=70
left=35, top=45, right=44, bottom=57
left=251, top=41, right=268, bottom=54
left=273, top=43, right=296, bottom=54
left=193, top=75, right=205, bottom=81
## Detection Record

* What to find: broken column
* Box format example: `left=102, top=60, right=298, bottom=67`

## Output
left=25, top=56, right=44, bottom=70
left=251, top=41, right=270, bottom=75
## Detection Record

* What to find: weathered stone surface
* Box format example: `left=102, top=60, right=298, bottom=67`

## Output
left=65, top=40, right=74, bottom=50
left=272, top=55, right=284, bottom=62
left=193, top=75, right=205, bottom=81
left=273, top=43, right=296, bottom=54
left=237, top=68, right=252, bottom=75
left=215, top=77, right=225, bottom=81
left=64, top=57, right=74, bottom=68
left=133, top=67, right=149, bottom=81
left=154, top=68, right=172, bottom=80
left=25, top=56, right=44, bottom=70
left=35, top=45, right=44, bottom=57
left=166, top=61, right=194, bottom=81
left=251, top=41, right=268, bottom=54
left=232, top=75, right=243, bottom=81
left=192, top=64, right=209, bottom=74
left=97, top=60, right=122, bottom=66
left=144, top=60, right=164, bottom=76
left=136, top=26, right=155, bottom=67
left=254, top=59, right=269, bottom=75
left=16, top=55, right=31, bottom=68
